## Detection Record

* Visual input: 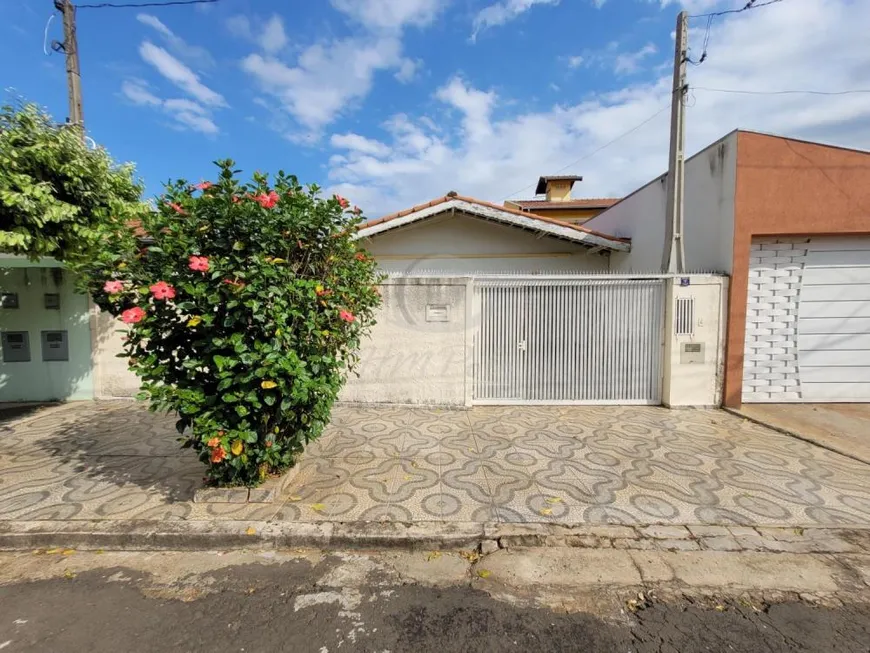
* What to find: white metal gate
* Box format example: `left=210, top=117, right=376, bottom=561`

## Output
left=473, top=277, right=665, bottom=404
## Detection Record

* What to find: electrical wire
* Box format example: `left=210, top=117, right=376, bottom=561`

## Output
left=688, top=0, right=786, bottom=19
left=76, top=0, right=219, bottom=9
left=687, top=0, right=788, bottom=65
left=43, top=13, right=57, bottom=56
left=500, top=104, right=670, bottom=201
left=693, top=86, right=870, bottom=96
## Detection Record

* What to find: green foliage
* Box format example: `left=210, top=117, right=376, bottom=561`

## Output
left=73, top=161, right=382, bottom=486
left=0, top=102, right=144, bottom=262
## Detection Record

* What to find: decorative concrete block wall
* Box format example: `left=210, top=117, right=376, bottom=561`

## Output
left=742, top=238, right=808, bottom=402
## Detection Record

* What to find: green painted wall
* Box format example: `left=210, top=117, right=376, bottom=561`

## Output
left=0, top=266, right=94, bottom=401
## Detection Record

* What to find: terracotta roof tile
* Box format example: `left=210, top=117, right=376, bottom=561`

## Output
left=509, top=198, right=621, bottom=210
left=360, top=194, right=629, bottom=245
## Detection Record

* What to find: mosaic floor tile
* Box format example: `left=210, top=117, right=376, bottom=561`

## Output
left=3, top=402, right=870, bottom=528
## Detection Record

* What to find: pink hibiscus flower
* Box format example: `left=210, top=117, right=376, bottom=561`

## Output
left=103, top=280, right=124, bottom=294
left=188, top=255, right=210, bottom=273
left=339, top=309, right=356, bottom=323
left=193, top=181, right=213, bottom=191
left=166, top=202, right=187, bottom=215
left=253, top=191, right=280, bottom=209
left=334, top=194, right=350, bottom=209
left=121, top=307, right=146, bottom=324
left=150, top=281, right=176, bottom=301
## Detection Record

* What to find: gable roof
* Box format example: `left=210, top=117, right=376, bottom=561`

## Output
left=354, top=194, right=630, bottom=252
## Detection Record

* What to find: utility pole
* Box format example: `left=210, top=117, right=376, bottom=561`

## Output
left=56, top=0, right=84, bottom=131
left=662, top=10, right=688, bottom=273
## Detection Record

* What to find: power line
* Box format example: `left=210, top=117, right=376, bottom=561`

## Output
left=687, top=0, right=787, bottom=65
left=501, top=104, right=670, bottom=201
left=688, top=0, right=786, bottom=19
left=693, top=86, right=870, bottom=96
left=75, top=0, right=219, bottom=9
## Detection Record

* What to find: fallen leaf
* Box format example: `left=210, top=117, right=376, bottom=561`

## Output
left=311, top=503, right=326, bottom=512
left=62, top=549, right=76, bottom=556
left=539, top=508, right=553, bottom=516
left=715, top=605, right=726, bottom=612
left=793, top=527, right=804, bottom=536
left=545, top=497, right=562, bottom=504
left=403, top=475, right=412, bottom=481
left=410, top=461, right=419, bottom=468
left=476, top=569, right=491, bottom=579
left=95, top=549, right=105, bottom=555
left=288, top=495, right=303, bottom=502
left=64, top=570, right=76, bottom=580
left=45, top=548, right=63, bottom=555
left=426, top=551, right=442, bottom=561
left=32, top=549, right=44, bottom=556
left=459, top=550, right=481, bottom=563
left=245, top=527, right=256, bottom=536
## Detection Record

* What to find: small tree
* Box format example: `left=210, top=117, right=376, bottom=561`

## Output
left=75, top=161, right=381, bottom=486
left=0, top=102, right=144, bottom=262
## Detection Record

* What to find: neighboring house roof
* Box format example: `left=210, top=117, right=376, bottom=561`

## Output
left=355, top=194, right=630, bottom=252
left=535, top=175, right=583, bottom=194
left=509, top=198, right=621, bottom=211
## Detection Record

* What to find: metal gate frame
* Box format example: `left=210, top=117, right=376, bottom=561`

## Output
left=471, top=275, right=668, bottom=406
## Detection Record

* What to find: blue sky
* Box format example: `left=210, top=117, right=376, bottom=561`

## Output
left=2, top=0, right=869, bottom=216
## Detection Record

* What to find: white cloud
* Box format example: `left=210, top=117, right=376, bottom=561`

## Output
left=395, top=57, right=423, bottom=83
left=435, top=77, right=496, bottom=142
left=139, top=41, right=226, bottom=107
left=136, top=13, right=214, bottom=68
left=120, top=79, right=160, bottom=106
left=242, top=35, right=403, bottom=132
left=614, top=42, right=658, bottom=75
left=330, top=132, right=393, bottom=157
left=329, top=0, right=445, bottom=30
left=238, top=1, right=438, bottom=138
left=121, top=79, right=218, bottom=134
left=471, top=0, right=559, bottom=40
left=259, top=15, right=288, bottom=53
left=226, top=14, right=252, bottom=39
left=566, top=55, right=584, bottom=68
left=326, top=0, right=870, bottom=217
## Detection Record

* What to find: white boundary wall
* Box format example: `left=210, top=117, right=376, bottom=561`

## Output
left=93, top=273, right=728, bottom=408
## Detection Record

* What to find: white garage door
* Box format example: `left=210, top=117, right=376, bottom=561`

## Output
left=744, top=236, right=870, bottom=403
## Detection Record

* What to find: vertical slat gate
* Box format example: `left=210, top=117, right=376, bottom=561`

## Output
left=473, top=277, right=665, bottom=405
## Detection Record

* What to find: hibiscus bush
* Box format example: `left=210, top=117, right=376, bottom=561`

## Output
left=74, top=161, right=381, bottom=486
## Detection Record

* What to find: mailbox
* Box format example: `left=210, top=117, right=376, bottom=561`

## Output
left=44, top=293, right=61, bottom=310
left=41, top=330, right=69, bottom=361
left=1, top=331, right=31, bottom=362
left=1, top=292, right=19, bottom=309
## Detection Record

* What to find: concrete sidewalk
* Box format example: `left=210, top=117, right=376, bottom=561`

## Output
left=3, top=401, right=870, bottom=542
left=736, top=403, right=870, bottom=466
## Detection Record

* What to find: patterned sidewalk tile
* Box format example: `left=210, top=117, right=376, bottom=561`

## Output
left=3, top=401, right=870, bottom=527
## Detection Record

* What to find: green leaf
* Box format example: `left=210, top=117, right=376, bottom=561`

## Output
left=264, top=394, right=276, bottom=406
left=235, top=405, right=250, bottom=417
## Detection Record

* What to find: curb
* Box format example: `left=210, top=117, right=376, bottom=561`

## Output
left=724, top=407, right=870, bottom=467
left=2, top=520, right=869, bottom=554
left=0, top=520, right=485, bottom=552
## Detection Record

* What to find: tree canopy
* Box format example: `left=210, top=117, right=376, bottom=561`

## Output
left=0, top=103, right=144, bottom=262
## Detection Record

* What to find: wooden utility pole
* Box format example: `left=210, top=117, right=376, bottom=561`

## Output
left=56, top=0, right=84, bottom=130
left=662, top=10, right=688, bottom=273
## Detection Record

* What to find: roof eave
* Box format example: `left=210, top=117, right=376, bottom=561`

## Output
left=354, top=198, right=630, bottom=252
